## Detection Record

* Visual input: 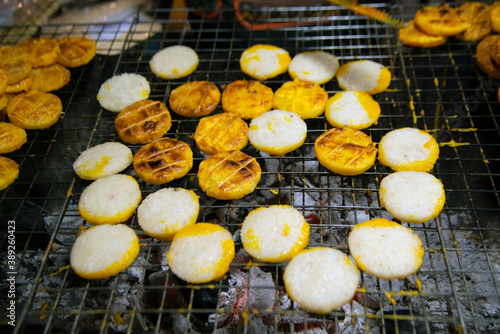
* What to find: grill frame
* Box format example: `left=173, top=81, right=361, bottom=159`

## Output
left=1, top=2, right=500, bottom=333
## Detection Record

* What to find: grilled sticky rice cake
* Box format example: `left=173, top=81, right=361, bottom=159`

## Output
left=0, top=155, right=19, bottom=191
left=56, top=36, right=97, bottom=68
left=150, top=45, right=199, bottom=80
left=78, top=174, right=141, bottom=225
left=248, top=110, right=307, bottom=156
left=283, top=247, right=360, bottom=315
left=348, top=218, right=424, bottom=280
left=73, top=142, right=132, bottom=180
left=414, top=3, right=469, bottom=36
left=0, top=69, right=8, bottom=95
left=378, top=127, right=439, bottom=172
left=476, top=35, right=500, bottom=79
left=134, top=137, right=193, bottom=185
left=70, top=224, right=139, bottom=280
left=0, top=122, right=27, bottom=154
left=272, top=80, right=328, bottom=119
left=17, top=37, right=60, bottom=68
left=0, top=46, right=32, bottom=84
left=398, top=20, right=447, bottom=48
left=0, top=94, right=8, bottom=111
left=197, top=150, right=261, bottom=200
left=194, top=113, right=248, bottom=155
left=240, top=44, right=291, bottom=81
left=241, top=205, right=310, bottom=263
left=288, top=50, right=339, bottom=84
left=97, top=73, right=150, bottom=112
left=491, top=36, right=500, bottom=65
left=30, top=63, right=71, bottom=92
left=221, top=80, right=273, bottom=119
left=325, top=91, right=381, bottom=130
left=115, top=100, right=172, bottom=144
left=167, top=223, right=235, bottom=283
left=4, top=75, right=33, bottom=94
left=336, top=60, right=391, bottom=95
left=379, top=171, right=445, bottom=224
left=7, top=90, right=62, bottom=129
left=137, top=187, right=199, bottom=241
left=491, top=2, right=500, bottom=33
left=169, top=81, right=221, bottom=117
left=314, top=127, right=377, bottom=176
left=454, top=2, right=491, bottom=42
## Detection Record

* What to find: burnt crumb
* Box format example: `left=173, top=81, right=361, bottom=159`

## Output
left=239, top=157, right=252, bottom=163
left=144, top=121, right=157, bottom=130
left=148, top=146, right=160, bottom=154
left=148, top=159, right=165, bottom=168
left=238, top=167, right=252, bottom=176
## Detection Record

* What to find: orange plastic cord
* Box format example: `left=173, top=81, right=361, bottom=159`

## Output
left=234, top=0, right=299, bottom=30
left=193, top=0, right=223, bottom=19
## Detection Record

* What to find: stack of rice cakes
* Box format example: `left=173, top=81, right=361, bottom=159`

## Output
left=0, top=36, right=96, bottom=190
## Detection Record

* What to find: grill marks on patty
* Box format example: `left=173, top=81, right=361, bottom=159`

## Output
left=115, top=100, right=172, bottom=144
left=133, top=137, right=193, bottom=185
left=314, top=127, right=377, bottom=176
left=198, top=150, right=261, bottom=200
left=210, top=152, right=259, bottom=189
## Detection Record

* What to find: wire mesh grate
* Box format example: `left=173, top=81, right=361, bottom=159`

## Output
left=0, top=2, right=499, bottom=333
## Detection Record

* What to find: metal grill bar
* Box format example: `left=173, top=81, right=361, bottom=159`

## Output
left=1, top=2, right=499, bottom=334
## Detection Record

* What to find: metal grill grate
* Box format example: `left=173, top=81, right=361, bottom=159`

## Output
left=1, top=2, right=499, bottom=333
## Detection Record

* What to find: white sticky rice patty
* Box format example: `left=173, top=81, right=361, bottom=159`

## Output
left=248, top=110, right=307, bottom=155
left=284, top=247, right=360, bottom=314
left=325, top=91, right=380, bottom=129
left=379, top=171, right=445, bottom=224
left=137, top=188, right=199, bottom=241
left=78, top=174, right=141, bottom=225
left=379, top=128, right=438, bottom=169
left=288, top=51, right=339, bottom=84
left=240, top=44, right=290, bottom=80
left=167, top=224, right=234, bottom=283
left=348, top=219, right=424, bottom=280
left=97, top=73, right=150, bottom=112
left=240, top=205, right=309, bottom=263
left=73, top=142, right=133, bottom=180
left=336, top=60, right=390, bottom=94
left=70, top=224, right=139, bottom=279
left=150, top=45, right=199, bottom=79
